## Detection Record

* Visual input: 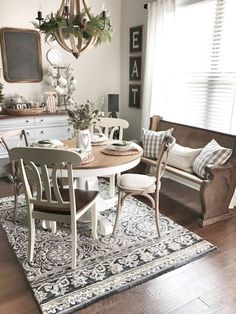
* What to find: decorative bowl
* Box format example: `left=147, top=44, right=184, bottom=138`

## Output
left=32, top=139, right=64, bottom=148
left=108, top=141, right=131, bottom=151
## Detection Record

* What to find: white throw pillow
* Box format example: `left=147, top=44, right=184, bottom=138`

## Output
left=167, top=143, right=202, bottom=173
left=142, top=128, right=174, bottom=159
left=192, top=139, right=232, bottom=179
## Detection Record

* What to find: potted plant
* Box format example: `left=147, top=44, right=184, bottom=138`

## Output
left=67, top=100, right=103, bottom=151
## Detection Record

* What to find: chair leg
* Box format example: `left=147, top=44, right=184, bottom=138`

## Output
left=91, top=204, right=98, bottom=239
left=71, top=219, right=77, bottom=270
left=13, top=182, right=18, bottom=221
left=28, top=216, right=35, bottom=263
left=50, top=221, right=57, bottom=234
left=155, top=198, right=161, bottom=237
left=109, top=174, right=115, bottom=197
left=112, top=191, right=124, bottom=234
left=13, top=195, right=18, bottom=222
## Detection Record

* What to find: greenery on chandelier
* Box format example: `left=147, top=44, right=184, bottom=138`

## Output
left=33, top=9, right=113, bottom=46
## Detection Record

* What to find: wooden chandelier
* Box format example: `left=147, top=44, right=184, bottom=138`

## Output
left=35, top=0, right=112, bottom=59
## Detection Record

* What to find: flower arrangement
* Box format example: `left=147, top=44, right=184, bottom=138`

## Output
left=67, top=100, right=103, bottom=131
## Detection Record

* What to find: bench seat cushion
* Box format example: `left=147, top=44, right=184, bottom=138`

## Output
left=141, top=156, right=203, bottom=185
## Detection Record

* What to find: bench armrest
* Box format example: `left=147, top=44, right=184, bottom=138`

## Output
left=205, top=162, right=236, bottom=176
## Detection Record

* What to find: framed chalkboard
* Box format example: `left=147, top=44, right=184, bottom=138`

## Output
left=0, top=27, right=43, bottom=83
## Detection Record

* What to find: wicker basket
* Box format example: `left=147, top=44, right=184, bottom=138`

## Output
left=5, top=107, right=44, bottom=116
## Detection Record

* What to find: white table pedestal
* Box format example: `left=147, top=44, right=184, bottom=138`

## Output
left=74, top=177, right=117, bottom=236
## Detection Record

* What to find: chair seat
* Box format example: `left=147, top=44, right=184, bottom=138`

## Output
left=35, top=188, right=99, bottom=215
left=118, top=173, right=156, bottom=191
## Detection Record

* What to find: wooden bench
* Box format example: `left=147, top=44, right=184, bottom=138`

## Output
left=140, top=115, right=236, bottom=226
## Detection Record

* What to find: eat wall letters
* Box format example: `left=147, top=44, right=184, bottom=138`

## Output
left=129, top=26, right=142, bottom=109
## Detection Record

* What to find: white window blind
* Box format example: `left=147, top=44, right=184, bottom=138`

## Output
left=162, top=0, right=236, bottom=134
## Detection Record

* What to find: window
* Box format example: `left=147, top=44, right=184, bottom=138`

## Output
left=160, top=0, right=236, bottom=134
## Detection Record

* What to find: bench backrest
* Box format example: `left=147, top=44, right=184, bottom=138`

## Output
left=150, top=115, right=236, bottom=161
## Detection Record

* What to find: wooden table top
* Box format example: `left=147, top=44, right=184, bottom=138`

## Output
left=64, top=139, right=143, bottom=170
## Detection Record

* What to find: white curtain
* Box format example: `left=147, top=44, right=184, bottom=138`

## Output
left=142, top=0, right=175, bottom=129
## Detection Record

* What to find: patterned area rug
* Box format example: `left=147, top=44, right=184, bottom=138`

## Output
left=0, top=180, right=216, bottom=314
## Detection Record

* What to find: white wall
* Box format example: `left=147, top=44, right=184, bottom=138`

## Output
left=120, top=0, right=148, bottom=140
left=0, top=0, right=148, bottom=139
left=0, top=0, right=121, bottom=112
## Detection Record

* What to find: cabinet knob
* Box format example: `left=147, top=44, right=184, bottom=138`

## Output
left=25, top=120, right=29, bottom=123
left=40, top=119, right=44, bottom=122
left=67, top=128, right=71, bottom=132
left=40, top=131, right=44, bottom=135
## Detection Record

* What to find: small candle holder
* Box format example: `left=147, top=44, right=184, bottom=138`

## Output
left=36, top=11, right=44, bottom=27
left=99, top=10, right=106, bottom=30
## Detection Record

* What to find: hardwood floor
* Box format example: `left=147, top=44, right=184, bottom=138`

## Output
left=0, top=176, right=236, bottom=314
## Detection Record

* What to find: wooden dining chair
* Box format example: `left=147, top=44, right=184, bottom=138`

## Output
left=93, top=117, right=129, bottom=140
left=92, top=117, right=129, bottom=197
left=9, top=147, right=99, bottom=270
left=0, top=129, right=29, bottom=221
left=112, top=135, right=176, bottom=236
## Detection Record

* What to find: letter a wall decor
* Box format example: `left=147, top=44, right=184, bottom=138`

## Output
left=129, top=25, right=142, bottom=108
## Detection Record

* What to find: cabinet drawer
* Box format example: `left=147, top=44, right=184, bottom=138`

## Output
left=0, top=116, right=34, bottom=128
left=24, top=128, right=35, bottom=140
left=34, top=125, right=73, bottom=140
left=35, top=114, right=69, bottom=126
left=0, top=133, right=30, bottom=158
left=0, top=127, right=35, bottom=158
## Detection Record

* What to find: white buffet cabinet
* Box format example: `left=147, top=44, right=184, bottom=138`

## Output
left=0, top=113, right=73, bottom=176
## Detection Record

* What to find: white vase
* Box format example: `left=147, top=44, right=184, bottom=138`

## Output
left=75, top=129, right=92, bottom=151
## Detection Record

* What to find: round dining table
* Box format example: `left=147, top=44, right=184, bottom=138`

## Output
left=63, top=139, right=143, bottom=235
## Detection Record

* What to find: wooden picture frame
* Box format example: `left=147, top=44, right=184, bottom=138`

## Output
left=0, top=27, right=43, bottom=83
left=130, top=26, right=143, bottom=53
left=129, top=84, right=141, bottom=108
left=129, top=56, right=142, bottom=81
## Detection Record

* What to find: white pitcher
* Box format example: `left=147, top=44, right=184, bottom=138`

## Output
left=76, top=129, right=92, bottom=152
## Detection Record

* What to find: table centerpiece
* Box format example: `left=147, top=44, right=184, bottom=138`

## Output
left=67, top=100, right=103, bottom=151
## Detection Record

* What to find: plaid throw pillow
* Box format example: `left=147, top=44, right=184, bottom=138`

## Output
left=142, top=128, right=174, bottom=159
left=192, top=139, right=232, bottom=179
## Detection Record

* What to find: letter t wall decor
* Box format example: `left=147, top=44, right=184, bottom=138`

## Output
left=129, top=26, right=142, bottom=108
